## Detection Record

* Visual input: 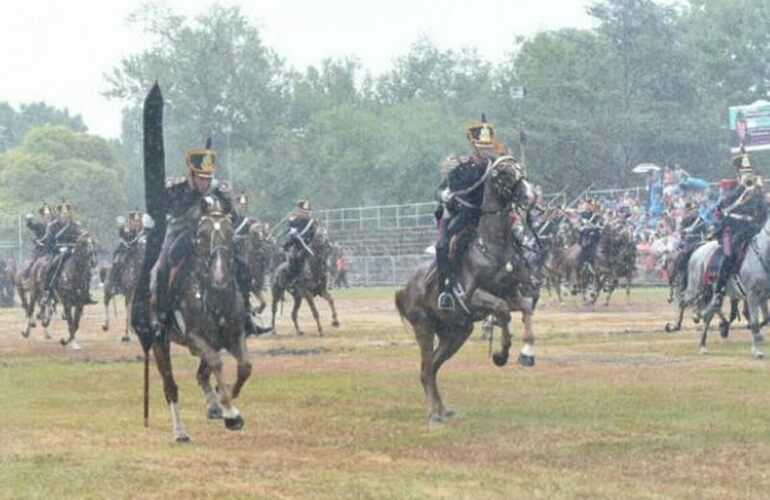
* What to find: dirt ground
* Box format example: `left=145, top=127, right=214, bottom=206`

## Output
left=2, top=287, right=770, bottom=499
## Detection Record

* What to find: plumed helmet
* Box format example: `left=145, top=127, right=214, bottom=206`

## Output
left=57, top=201, right=73, bottom=216
left=297, top=199, right=311, bottom=211
left=129, top=210, right=142, bottom=222
left=732, top=150, right=753, bottom=175
left=39, top=203, right=53, bottom=216
left=237, top=193, right=248, bottom=206
left=466, top=113, right=498, bottom=157
left=186, top=137, right=217, bottom=178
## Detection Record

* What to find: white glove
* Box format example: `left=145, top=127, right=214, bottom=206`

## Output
left=25, top=213, right=33, bottom=221
left=440, top=188, right=453, bottom=204
left=116, top=215, right=126, bottom=226
left=141, top=213, right=155, bottom=229
left=288, top=227, right=299, bottom=236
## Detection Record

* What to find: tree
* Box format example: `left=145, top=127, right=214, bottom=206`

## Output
left=0, top=101, right=86, bottom=152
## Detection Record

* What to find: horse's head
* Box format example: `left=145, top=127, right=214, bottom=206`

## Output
left=196, top=211, right=234, bottom=290
left=488, top=156, right=536, bottom=211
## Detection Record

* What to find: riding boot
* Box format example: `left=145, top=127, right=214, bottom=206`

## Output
left=435, top=246, right=455, bottom=311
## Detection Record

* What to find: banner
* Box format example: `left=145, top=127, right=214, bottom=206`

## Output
left=728, top=100, right=770, bottom=153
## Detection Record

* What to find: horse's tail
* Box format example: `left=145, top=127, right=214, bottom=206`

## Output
left=395, top=288, right=408, bottom=324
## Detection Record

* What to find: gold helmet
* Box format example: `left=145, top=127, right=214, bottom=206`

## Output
left=237, top=193, right=248, bottom=207
left=296, top=199, right=311, bottom=211
left=186, top=137, right=217, bottom=178
left=57, top=201, right=73, bottom=216
left=129, top=210, right=142, bottom=222
left=39, top=203, right=53, bottom=216
left=732, top=149, right=753, bottom=176
left=466, top=113, right=498, bottom=158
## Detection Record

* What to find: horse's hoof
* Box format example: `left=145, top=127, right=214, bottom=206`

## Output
left=719, top=325, right=730, bottom=339
left=70, top=341, right=83, bottom=351
left=699, top=346, right=708, bottom=355
left=666, top=297, right=673, bottom=304
left=59, top=338, right=67, bottom=346
left=30, top=321, right=36, bottom=328
left=121, top=335, right=130, bottom=343
left=101, top=324, right=109, bottom=332
left=331, top=320, right=340, bottom=328
left=755, top=333, right=765, bottom=343
left=440, top=409, right=455, bottom=419
left=296, top=331, right=305, bottom=337
left=207, top=407, right=223, bottom=420
left=224, top=415, right=244, bottom=431
left=20, top=330, right=29, bottom=339
left=492, top=352, right=509, bottom=367
left=428, top=415, right=444, bottom=429
left=518, top=353, right=535, bottom=367
left=753, top=351, right=765, bottom=360
left=44, top=332, right=52, bottom=340
left=174, top=434, right=192, bottom=443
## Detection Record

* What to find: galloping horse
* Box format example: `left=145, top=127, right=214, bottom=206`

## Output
left=240, top=223, right=273, bottom=314
left=41, top=233, right=97, bottom=350
left=150, top=210, right=252, bottom=442
left=395, top=156, right=536, bottom=426
left=270, top=226, right=340, bottom=336
left=593, top=222, right=636, bottom=307
left=15, top=253, right=52, bottom=339
left=666, top=218, right=770, bottom=358
left=102, top=235, right=146, bottom=342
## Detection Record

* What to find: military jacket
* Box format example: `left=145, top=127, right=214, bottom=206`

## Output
left=26, top=219, right=48, bottom=247
left=163, top=178, right=233, bottom=242
left=287, top=211, right=316, bottom=242
left=437, top=155, right=488, bottom=214
left=41, top=220, right=83, bottom=250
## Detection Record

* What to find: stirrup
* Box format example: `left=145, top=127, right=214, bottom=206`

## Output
left=438, top=292, right=455, bottom=311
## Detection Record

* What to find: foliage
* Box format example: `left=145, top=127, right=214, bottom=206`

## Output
left=0, top=101, right=86, bottom=152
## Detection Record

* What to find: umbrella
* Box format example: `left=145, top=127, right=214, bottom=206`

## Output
left=632, top=163, right=661, bottom=174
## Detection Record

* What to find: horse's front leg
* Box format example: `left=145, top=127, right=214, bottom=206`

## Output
left=517, top=296, right=536, bottom=367
left=304, top=293, right=324, bottom=337
left=196, top=359, right=221, bottom=419
left=193, top=335, right=245, bottom=431
left=291, top=293, right=304, bottom=336
left=153, top=337, right=190, bottom=442
left=469, top=288, right=512, bottom=366
left=102, top=287, right=112, bottom=332
left=229, top=332, right=252, bottom=400
left=745, top=295, right=765, bottom=359
left=320, top=290, right=340, bottom=327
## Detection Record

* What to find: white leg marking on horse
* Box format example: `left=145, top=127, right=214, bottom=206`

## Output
left=521, top=343, right=534, bottom=357
left=70, top=339, right=82, bottom=351
left=173, top=310, right=186, bottom=335
left=222, top=406, right=240, bottom=419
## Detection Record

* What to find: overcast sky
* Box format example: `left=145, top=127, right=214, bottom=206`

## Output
left=0, top=0, right=597, bottom=138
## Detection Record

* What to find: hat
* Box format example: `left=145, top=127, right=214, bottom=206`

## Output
left=466, top=113, right=498, bottom=156
left=39, top=203, right=52, bottom=216
left=186, top=138, right=217, bottom=178
left=297, top=199, right=311, bottom=211
left=57, top=201, right=73, bottom=216
left=732, top=150, right=753, bottom=175
left=237, top=193, right=248, bottom=206
left=129, top=210, right=142, bottom=222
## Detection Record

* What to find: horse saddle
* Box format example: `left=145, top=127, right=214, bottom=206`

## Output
left=704, top=244, right=749, bottom=285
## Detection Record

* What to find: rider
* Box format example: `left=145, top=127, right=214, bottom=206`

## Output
left=283, top=199, right=317, bottom=292
left=704, top=151, right=768, bottom=314
left=108, top=210, right=144, bottom=288
left=41, top=201, right=97, bottom=305
left=672, top=201, right=706, bottom=291
left=435, top=113, right=506, bottom=311
left=574, top=198, right=603, bottom=290
left=150, top=143, right=270, bottom=335
left=22, top=203, right=54, bottom=279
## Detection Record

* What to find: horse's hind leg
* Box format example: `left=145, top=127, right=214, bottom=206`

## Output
left=196, top=359, right=221, bottom=419
left=719, top=299, right=739, bottom=339
left=122, top=296, right=132, bottom=342
left=745, top=295, right=765, bottom=359
left=304, top=294, right=324, bottom=337
left=699, top=314, right=715, bottom=354
left=102, top=288, right=111, bottom=332
left=320, top=290, right=340, bottom=327
left=429, top=328, right=472, bottom=425
left=518, top=297, right=536, bottom=367
left=291, top=294, right=304, bottom=336
left=153, top=339, right=190, bottom=442
left=413, top=322, right=438, bottom=423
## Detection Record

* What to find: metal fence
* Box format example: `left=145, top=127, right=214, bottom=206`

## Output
left=0, top=215, right=25, bottom=263
left=317, top=203, right=438, bottom=232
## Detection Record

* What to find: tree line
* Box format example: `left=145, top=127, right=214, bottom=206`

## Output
left=1, top=0, right=768, bottom=248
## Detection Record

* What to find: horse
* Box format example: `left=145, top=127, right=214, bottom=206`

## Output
left=0, top=258, right=15, bottom=307
left=239, top=223, right=273, bottom=314
left=395, top=156, right=536, bottom=427
left=593, top=222, right=636, bottom=307
left=270, top=226, right=340, bottom=336
left=15, top=252, right=53, bottom=339
left=149, top=210, right=252, bottom=442
left=102, top=235, right=147, bottom=342
left=40, top=232, right=97, bottom=350
left=666, top=218, right=770, bottom=358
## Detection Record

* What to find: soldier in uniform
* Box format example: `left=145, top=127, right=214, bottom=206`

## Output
left=108, top=210, right=145, bottom=288
left=40, top=201, right=97, bottom=305
left=704, top=151, right=768, bottom=314
left=672, top=201, right=706, bottom=292
left=147, top=144, right=270, bottom=335
left=435, top=114, right=506, bottom=310
left=574, top=199, right=603, bottom=291
left=22, top=203, right=54, bottom=279
left=283, top=199, right=316, bottom=291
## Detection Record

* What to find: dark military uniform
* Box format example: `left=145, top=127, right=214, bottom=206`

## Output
left=155, top=177, right=234, bottom=317
left=109, top=215, right=144, bottom=289
left=435, top=155, right=488, bottom=305
left=41, top=214, right=94, bottom=303
left=283, top=203, right=317, bottom=287
left=576, top=208, right=602, bottom=279
left=673, top=205, right=705, bottom=291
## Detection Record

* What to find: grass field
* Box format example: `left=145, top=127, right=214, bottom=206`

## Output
left=2, top=287, right=770, bottom=499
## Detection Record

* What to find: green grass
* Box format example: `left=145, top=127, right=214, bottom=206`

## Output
left=1, top=288, right=770, bottom=498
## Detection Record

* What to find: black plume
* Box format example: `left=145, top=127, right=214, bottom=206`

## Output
left=205, top=137, right=212, bottom=149
left=481, top=113, right=487, bottom=123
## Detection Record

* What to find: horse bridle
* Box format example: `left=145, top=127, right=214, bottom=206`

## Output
left=198, top=215, right=233, bottom=268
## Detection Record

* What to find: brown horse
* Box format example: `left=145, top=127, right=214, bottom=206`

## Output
left=102, top=235, right=146, bottom=342
left=270, top=226, right=340, bottom=336
left=15, top=253, right=53, bottom=339
left=41, top=233, right=97, bottom=350
left=395, top=156, right=536, bottom=427
left=543, top=230, right=581, bottom=304
left=240, top=223, right=273, bottom=314
left=593, top=222, right=636, bottom=307
left=149, top=211, right=251, bottom=442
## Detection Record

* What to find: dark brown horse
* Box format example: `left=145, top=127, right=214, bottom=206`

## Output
left=240, top=223, right=273, bottom=314
left=395, top=156, right=536, bottom=426
left=15, top=253, right=53, bottom=339
left=102, top=235, right=146, bottom=342
left=270, top=226, right=340, bottom=336
left=150, top=211, right=251, bottom=442
left=593, top=222, right=636, bottom=307
left=40, top=233, right=97, bottom=350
